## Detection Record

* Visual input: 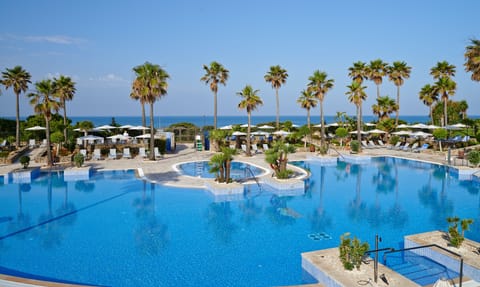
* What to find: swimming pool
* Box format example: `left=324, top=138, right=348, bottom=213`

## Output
left=0, top=157, right=478, bottom=286
left=177, top=160, right=265, bottom=179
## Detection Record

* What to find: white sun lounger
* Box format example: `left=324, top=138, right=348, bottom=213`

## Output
left=138, top=147, right=147, bottom=158
left=93, top=149, right=101, bottom=160
left=108, top=148, right=117, bottom=159
left=123, top=148, right=131, bottom=159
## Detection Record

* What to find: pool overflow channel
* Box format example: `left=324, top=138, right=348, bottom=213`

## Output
left=363, top=234, right=465, bottom=286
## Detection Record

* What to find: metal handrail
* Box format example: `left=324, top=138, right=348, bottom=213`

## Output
left=245, top=166, right=261, bottom=190
left=382, top=244, right=463, bottom=287
left=328, top=146, right=345, bottom=160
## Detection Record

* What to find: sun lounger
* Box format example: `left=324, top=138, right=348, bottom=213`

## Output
left=405, top=142, right=418, bottom=151
left=93, top=149, right=101, bottom=160
left=154, top=147, right=161, bottom=158
left=123, top=148, right=131, bottom=159
left=388, top=142, right=401, bottom=150
left=108, top=148, right=117, bottom=159
left=413, top=143, right=429, bottom=153
left=138, top=147, right=147, bottom=158
left=400, top=142, right=410, bottom=151
left=262, top=144, right=269, bottom=151
left=377, top=140, right=386, bottom=148
left=80, top=149, right=88, bottom=159
left=28, top=139, right=36, bottom=148
left=368, top=140, right=379, bottom=148
left=241, top=144, right=247, bottom=154
left=252, top=144, right=260, bottom=154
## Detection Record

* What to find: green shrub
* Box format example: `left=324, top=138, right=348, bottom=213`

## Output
left=467, top=150, right=480, bottom=167
left=73, top=153, right=85, bottom=168
left=19, top=155, right=30, bottom=169
left=339, top=232, right=370, bottom=270
left=390, top=135, right=400, bottom=145
left=0, top=151, right=9, bottom=158
left=350, top=140, right=360, bottom=153
left=447, top=216, right=474, bottom=248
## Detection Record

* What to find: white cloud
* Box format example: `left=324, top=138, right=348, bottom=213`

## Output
left=88, top=73, right=129, bottom=87
left=1, top=34, right=86, bottom=45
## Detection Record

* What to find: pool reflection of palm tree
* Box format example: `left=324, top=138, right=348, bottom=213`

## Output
left=347, top=164, right=368, bottom=222
left=387, top=158, right=408, bottom=229
left=74, top=180, right=95, bottom=192
left=37, top=173, right=62, bottom=248
left=56, top=182, right=77, bottom=227
left=133, top=181, right=169, bottom=256
left=239, top=187, right=263, bottom=226
left=310, top=166, right=332, bottom=232
left=417, top=170, right=453, bottom=229
left=7, top=183, right=32, bottom=239
left=206, top=201, right=238, bottom=243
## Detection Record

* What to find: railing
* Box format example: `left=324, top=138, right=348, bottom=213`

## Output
left=382, top=244, right=464, bottom=287
left=328, top=146, right=345, bottom=160
left=245, top=166, right=261, bottom=191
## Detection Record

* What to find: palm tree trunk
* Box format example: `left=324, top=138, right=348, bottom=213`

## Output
left=149, top=103, right=155, bottom=160
left=275, top=87, right=280, bottom=130
left=430, top=105, right=434, bottom=125
left=63, top=99, right=68, bottom=143
left=357, top=104, right=362, bottom=152
left=443, top=95, right=448, bottom=127
left=395, top=86, right=400, bottom=126
left=141, top=102, right=146, bottom=134
left=45, top=116, right=53, bottom=167
left=376, top=84, right=380, bottom=99
left=246, top=110, right=251, bottom=156
left=307, top=108, right=311, bottom=129
left=15, top=92, right=20, bottom=148
left=320, top=100, right=325, bottom=148
left=214, top=91, right=218, bottom=129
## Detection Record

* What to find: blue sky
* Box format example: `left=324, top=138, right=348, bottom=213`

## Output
left=0, top=0, right=479, bottom=118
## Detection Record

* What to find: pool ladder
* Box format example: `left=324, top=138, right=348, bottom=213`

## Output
left=245, top=166, right=261, bottom=191
left=195, top=161, right=204, bottom=176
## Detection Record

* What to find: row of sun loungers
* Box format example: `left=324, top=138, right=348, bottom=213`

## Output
left=236, top=143, right=269, bottom=154
left=78, top=147, right=162, bottom=160
left=363, top=140, right=429, bottom=153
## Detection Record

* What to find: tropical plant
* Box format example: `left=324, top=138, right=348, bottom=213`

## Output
left=74, top=152, right=85, bottom=168
left=307, top=70, right=334, bottom=149
left=432, top=128, right=448, bottom=152
left=387, top=61, right=411, bottom=126
left=464, top=38, right=480, bottom=81
left=209, top=129, right=229, bottom=152
left=446, top=216, right=474, bottom=248
left=132, top=62, right=169, bottom=160
left=265, top=140, right=295, bottom=179
left=297, top=89, right=317, bottom=129
left=419, top=84, right=438, bottom=124
left=19, top=155, right=30, bottom=169
left=53, top=75, right=76, bottom=143
left=346, top=81, right=367, bottom=151
left=28, top=79, right=61, bottom=167
left=334, top=111, right=347, bottom=126
left=201, top=61, right=229, bottom=129
left=434, top=77, right=456, bottom=127
left=208, top=147, right=236, bottom=183
left=372, top=96, right=398, bottom=121
left=237, top=85, right=263, bottom=156
left=130, top=78, right=147, bottom=129
left=264, top=65, right=288, bottom=130
left=367, top=59, right=388, bottom=99
left=458, top=100, right=468, bottom=119
left=335, top=127, right=348, bottom=147
left=431, top=60, right=456, bottom=79
left=1, top=66, right=32, bottom=148
left=350, top=140, right=360, bottom=153
left=467, top=150, right=480, bottom=167
left=77, top=121, right=95, bottom=136
left=348, top=61, right=368, bottom=84
left=339, top=232, right=370, bottom=271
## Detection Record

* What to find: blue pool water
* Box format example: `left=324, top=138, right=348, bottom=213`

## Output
left=0, top=157, right=479, bottom=287
left=177, top=161, right=265, bottom=179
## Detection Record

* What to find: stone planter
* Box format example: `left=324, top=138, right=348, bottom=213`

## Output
left=10, top=167, right=41, bottom=183
left=64, top=166, right=92, bottom=181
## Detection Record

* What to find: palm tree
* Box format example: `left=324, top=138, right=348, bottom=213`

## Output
left=430, top=61, right=456, bottom=79
left=419, top=84, right=438, bottom=124
left=387, top=61, right=411, bottom=126
left=1, top=66, right=32, bottom=148
left=200, top=61, right=229, bottom=129
left=464, top=38, right=480, bottom=81
left=296, top=89, right=317, bottom=129
left=132, top=62, right=169, bottom=160
left=237, top=85, right=263, bottom=156
left=346, top=81, right=367, bottom=150
left=372, top=96, right=398, bottom=121
left=348, top=61, right=368, bottom=84
left=434, top=77, right=456, bottom=126
left=28, top=79, right=60, bottom=167
left=130, top=78, right=147, bottom=129
left=307, top=70, right=334, bottom=148
left=264, top=65, right=288, bottom=130
left=53, top=75, right=76, bottom=143
left=458, top=100, right=468, bottom=120
left=367, top=59, right=388, bottom=99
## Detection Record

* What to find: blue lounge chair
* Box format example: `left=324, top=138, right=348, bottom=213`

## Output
left=414, top=143, right=429, bottom=153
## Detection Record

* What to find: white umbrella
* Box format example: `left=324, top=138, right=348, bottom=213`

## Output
left=349, top=130, right=369, bottom=135
left=251, top=131, right=269, bottom=136
left=326, top=123, right=339, bottom=127
left=397, top=124, right=411, bottom=129
left=291, top=124, right=300, bottom=128
left=129, top=125, right=150, bottom=131
left=392, top=130, right=412, bottom=136
left=219, top=125, right=233, bottom=130
left=365, top=123, right=376, bottom=127
left=368, top=129, right=387, bottom=134
left=410, top=123, right=429, bottom=129
left=77, top=135, right=104, bottom=144
left=107, top=134, right=131, bottom=141
left=119, top=124, right=134, bottom=129
left=412, top=131, right=432, bottom=138
left=427, top=124, right=441, bottom=129
left=313, top=124, right=323, bottom=128
left=96, top=125, right=117, bottom=130
left=432, top=278, right=451, bottom=287
left=258, top=125, right=274, bottom=129
left=25, top=125, right=46, bottom=131
left=240, top=124, right=256, bottom=128
left=446, top=123, right=467, bottom=130
left=232, top=131, right=246, bottom=136
left=273, top=130, right=291, bottom=136
left=135, top=133, right=161, bottom=139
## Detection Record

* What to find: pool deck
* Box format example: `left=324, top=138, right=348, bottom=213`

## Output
left=1, top=143, right=479, bottom=287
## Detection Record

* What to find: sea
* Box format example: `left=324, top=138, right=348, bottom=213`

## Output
left=6, top=115, right=480, bottom=129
